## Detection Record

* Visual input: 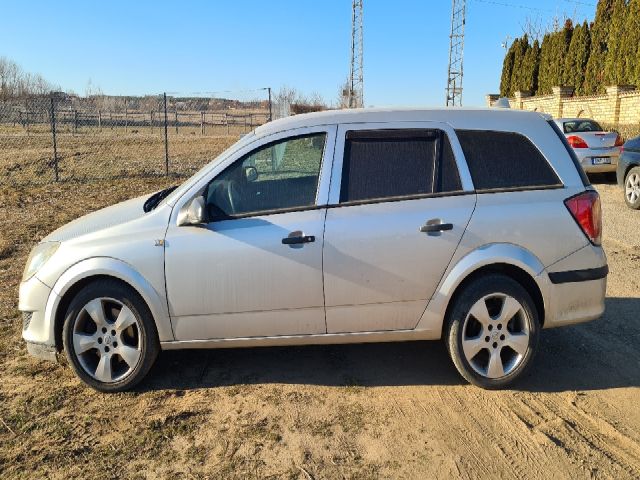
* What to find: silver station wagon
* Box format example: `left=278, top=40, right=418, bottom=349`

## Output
left=19, top=108, right=608, bottom=392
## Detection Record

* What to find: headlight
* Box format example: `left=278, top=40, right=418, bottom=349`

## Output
left=22, top=242, right=59, bottom=282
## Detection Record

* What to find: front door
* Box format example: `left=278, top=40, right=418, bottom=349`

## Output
left=164, top=128, right=335, bottom=340
left=322, top=124, right=476, bottom=333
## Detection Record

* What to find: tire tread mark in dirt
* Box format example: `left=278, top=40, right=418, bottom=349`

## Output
left=521, top=395, right=640, bottom=479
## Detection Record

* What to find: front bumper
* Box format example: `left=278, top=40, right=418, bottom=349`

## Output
left=19, top=275, right=58, bottom=361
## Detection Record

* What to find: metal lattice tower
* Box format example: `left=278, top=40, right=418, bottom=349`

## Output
left=446, top=0, right=466, bottom=106
left=349, top=0, right=364, bottom=108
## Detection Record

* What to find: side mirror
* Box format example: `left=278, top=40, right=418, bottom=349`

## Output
left=178, top=196, right=207, bottom=226
left=244, top=166, right=258, bottom=182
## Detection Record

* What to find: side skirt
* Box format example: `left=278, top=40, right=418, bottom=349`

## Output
left=160, top=328, right=439, bottom=350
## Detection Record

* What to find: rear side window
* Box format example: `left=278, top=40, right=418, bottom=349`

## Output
left=455, top=130, right=561, bottom=191
left=339, top=129, right=462, bottom=203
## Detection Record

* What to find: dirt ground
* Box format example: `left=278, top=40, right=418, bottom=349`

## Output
left=0, top=171, right=639, bottom=479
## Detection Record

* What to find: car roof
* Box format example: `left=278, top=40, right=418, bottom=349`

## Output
left=254, top=107, right=551, bottom=138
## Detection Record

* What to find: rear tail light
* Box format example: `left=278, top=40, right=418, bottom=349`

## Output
left=564, top=191, right=602, bottom=245
left=614, top=134, right=624, bottom=147
left=567, top=135, right=589, bottom=149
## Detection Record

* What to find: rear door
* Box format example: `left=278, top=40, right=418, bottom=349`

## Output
left=322, top=123, right=476, bottom=333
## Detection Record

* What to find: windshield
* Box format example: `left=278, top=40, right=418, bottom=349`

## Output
left=563, top=120, right=603, bottom=133
left=155, top=132, right=256, bottom=209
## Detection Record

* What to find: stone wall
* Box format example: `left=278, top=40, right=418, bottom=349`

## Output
left=485, top=85, right=640, bottom=138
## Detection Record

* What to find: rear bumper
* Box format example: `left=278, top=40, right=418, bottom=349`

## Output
left=541, top=245, right=608, bottom=329
left=548, top=265, right=609, bottom=284
left=575, top=148, right=619, bottom=173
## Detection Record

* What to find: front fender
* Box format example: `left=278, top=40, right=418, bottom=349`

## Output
left=415, top=243, right=547, bottom=335
left=43, top=257, right=174, bottom=346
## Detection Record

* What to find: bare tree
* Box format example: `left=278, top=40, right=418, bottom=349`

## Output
left=520, top=16, right=546, bottom=42
left=336, top=77, right=351, bottom=109
left=0, top=56, right=57, bottom=99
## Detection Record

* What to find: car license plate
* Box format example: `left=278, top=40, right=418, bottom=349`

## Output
left=592, top=157, right=611, bottom=165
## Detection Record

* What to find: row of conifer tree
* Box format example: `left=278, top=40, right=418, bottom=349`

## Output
left=500, top=0, right=640, bottom=97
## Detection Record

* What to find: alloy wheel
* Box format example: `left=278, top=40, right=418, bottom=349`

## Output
left=626, top=172, right=640, bottom=204
left=461, top=293, right=531, bottom=379
left=72, top=297, right=142, bottom=383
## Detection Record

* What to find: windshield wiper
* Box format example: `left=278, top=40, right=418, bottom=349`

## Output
left=143, top=186, right=177, bottom=212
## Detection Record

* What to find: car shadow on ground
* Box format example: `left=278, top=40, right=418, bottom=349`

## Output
left=588, top=172, right=617, bottom=185
left=140, top=297, right=640, bottom=393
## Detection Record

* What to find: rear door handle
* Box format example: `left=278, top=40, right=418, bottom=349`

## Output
left=282, top=234, right=315, bottom=245
left=420, top=221, right=453, bottom=233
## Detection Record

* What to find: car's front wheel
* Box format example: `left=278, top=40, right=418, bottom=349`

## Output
left=62, top=279, right=159, bottom=392
left=445, top=274, right=540, bottom=389
left=624, top=166, right=640, bottom=209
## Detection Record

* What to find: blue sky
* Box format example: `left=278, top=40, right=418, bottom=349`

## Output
left=1, top=0, right=596, bottom=107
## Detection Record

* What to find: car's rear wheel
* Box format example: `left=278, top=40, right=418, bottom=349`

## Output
left=62, top=279, right=159, bottom=392
left=445, top=274, right=540, bottom=389
left=624, top=166, right=640, bottom=209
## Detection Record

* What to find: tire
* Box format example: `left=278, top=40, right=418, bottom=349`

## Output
left=62, top=279, right=160, bottom=392
left=624, top=166, right=640, bottom=209
left=445, top=274, right=540, bottom=389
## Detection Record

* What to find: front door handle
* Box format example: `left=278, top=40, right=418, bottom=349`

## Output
left=282, top=234, right=315, bottom=245
left=420, top=220, right=453, bottom=233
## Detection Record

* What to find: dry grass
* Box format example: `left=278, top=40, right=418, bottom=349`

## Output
left=0, top=129, right=242, bottom=184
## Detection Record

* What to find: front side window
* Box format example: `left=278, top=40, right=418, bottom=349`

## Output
left=339, top=129, right=461, bottom=203
left=205, top=133, right=326, bottom=218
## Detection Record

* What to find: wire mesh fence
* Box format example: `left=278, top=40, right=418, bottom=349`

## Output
left=0, top=91, right=272, bottom=185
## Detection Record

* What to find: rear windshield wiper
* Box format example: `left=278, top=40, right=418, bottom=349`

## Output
left=143, top=186, right=177, bottom=212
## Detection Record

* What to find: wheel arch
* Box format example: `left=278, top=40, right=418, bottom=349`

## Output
left=624, top=161, right=640, bottom=180
left=46, top=257, right=174, bottom=352
left=417, top=243, right=548, bottom=335
left=442, top=263, right=545, bottom=332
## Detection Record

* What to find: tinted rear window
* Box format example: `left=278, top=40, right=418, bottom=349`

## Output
left=340, top=129, right=461, bottom=203
left=562, top=120, right=603, bottom=133
left=455, top=130, right=561, bottom=191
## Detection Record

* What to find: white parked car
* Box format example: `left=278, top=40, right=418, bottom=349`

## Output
left=20, top=108, right=608, bottom=392
left=553, top=118, right=622, bottom=173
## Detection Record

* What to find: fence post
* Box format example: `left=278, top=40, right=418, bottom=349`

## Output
left=175, top=108, right=178, bottom=134
left=201, top=111, right=205, bottom=135
left=150, top=110, right=154, bottom=133
left=50, top=96, right=59, bottom=182
left=163, top=93, right=169, bottom=175
left=98, top=110, right=102, bottom=132
left=73, top=110, right=78, bottom=135
left=124, top=98, right=128, bottom=133
left=226, top=113, right=229, bottom=135
left=268, top=87, right=272, bottom=122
